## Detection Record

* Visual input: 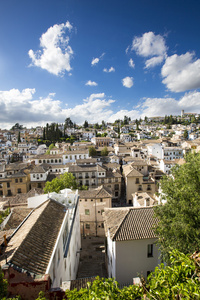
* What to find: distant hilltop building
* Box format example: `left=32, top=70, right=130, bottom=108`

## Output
left=181, top=110, right=199, bottom=118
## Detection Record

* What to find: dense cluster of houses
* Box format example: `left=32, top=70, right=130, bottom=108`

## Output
left=0, top=114, right=199, bottom=298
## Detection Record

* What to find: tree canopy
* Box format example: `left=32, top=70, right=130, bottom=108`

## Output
left=101, top=146, right=108, bottom=156
left=89, top=146, right=97, bottom=157
left=154, top=152, right=200, bottom=258
left=65, top=249, right=200, bottom=299
left=44, top=172, right=77, bottom=193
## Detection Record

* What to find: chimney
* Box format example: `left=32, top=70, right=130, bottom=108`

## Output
left=134, top=192, right=138, bottom=206
left=3, top=234, right=7, bottom=247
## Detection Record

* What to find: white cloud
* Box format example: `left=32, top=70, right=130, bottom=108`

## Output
left=161, top=52, right=200, bottom=92
left=1, top=88, right=200, bottom=129
left=28, top=21, right=73, bottom=76
left=128, top=59, right=135, bottom=68
left=108, top=109, right=140, bottom=123
left=103, top=67, right=115, bottom=73
left=145, top=55, right=164, bottom=69
left=0, top=89, right=115, bottom=128
left=129, top=32, right=167, bottom=68
left=141, top=91, right=200, bottom=118
left=85, top=80, right=98, bottom=86
left=131, top=32, right=167, bottom=57
left=122, top=77, right=134, bottom=88
left=91, top=57, right=99, bottom=66
left=91, top=53, right=105, bottom=66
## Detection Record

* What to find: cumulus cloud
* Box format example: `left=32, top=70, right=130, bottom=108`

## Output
left=122, top=77, right=134, bottom=88
left=161, top=52, right=200, bottom=92
left=128, top=58, right=135, bottom=68
left=0, top=89, right=115, bottom=128
left=103, top=67, right=115, bottom=73
left=91, top=53, right=105, bottom=66
left=1, top=88, right=200, bottom=129
left=145, top=55, right=164, bottom=69
left=91, top=57, right=99, bottom=66
left=132, top=32, right=167, bottom=57
left=28, top=21, right=73, bottom=76
left=140, top=91, right=200, bottom=118
left=130, top=31, right=167, bottom=68
left=85, top=80, right=98, bottom=86
left=108, top=109, right=140, bottom=123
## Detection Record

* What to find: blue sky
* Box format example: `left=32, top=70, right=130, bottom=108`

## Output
left=0, top=0, right=200, bottom=129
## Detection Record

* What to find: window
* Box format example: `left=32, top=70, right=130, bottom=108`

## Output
left=115, top=184, right=119, bottom=190
left=100, top=199, right=103, bottom=202
left=136, top=178, right=139, bottom=184
left=85, top=209, right=90, bottom=215
left=86, top=223, right=90, bottom=229
left=15, top=179, right=18, bottom=183
left=147, top=244, right=153, bottom=257
left=147, top=185, right=151, bottom=191
left=101, top=223, right=104, bottom=228
left=20, top=178, right=22, bottom=182
left=17, top=188, right=22, bottom=194
left=7, top=183, right=10, bottom=188
left=7, top=190, right=12, bottom=196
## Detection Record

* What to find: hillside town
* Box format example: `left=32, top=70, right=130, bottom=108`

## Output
left=0, top=111, right=199, bottom=299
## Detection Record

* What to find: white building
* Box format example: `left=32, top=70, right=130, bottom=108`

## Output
left=104, top=207, right=159, bottom=286
left=62, top=150, right=89, bottom=164
left=1, top=189, right=81, bottom=293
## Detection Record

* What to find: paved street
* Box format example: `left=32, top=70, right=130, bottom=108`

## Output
left=77, top=236, right=107, bottom=279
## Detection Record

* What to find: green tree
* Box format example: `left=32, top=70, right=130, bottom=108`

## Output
left=83, top=120, right=88, bottom=128
left=17, top=131, right=21, bottom=144
left=101, top=146, right=108, bottom=156
left=147, top=249, right=200, bottom=299
left=154, top=152, right=200, bottom=259
left=11, top=123, right=23, bottom=130
left=65, top=117, right=73, bottom=128
left=0, top=267, right=8, bottom=299
left=44, top=173, right=77, bottom=193
left=35, top=291, right=47, bottom=300
left=45, top=143, right=54, bottom=155
left=183, top=129, right=188, bottom=139
left=89, top=146, right=97, bottom=157
left=65, top=250, right=200, bottom=299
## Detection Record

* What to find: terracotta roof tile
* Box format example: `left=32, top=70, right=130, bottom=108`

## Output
left=1, top=199, right=65, bottom=275
left=104, top=207, right=158, bottom=241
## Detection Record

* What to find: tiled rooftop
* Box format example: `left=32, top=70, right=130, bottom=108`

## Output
left=0, top=199, right=66, bottom=275
left=79, top=185, right=112, bottom=199
left=104, top=207, right=158, bottom=241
